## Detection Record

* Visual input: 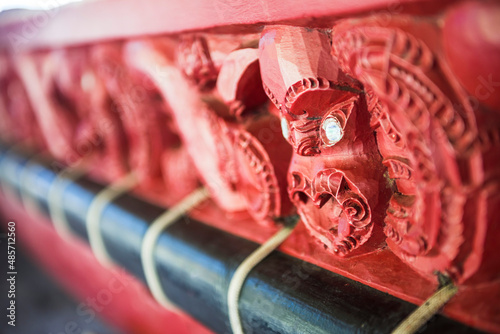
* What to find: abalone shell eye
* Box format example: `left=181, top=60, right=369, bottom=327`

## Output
left=280, top=117, right=290, bottom=140
left=321, top=116, right=343, bottom=146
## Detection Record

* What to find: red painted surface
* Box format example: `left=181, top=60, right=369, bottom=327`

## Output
left=0, top=0, right=455, bottom=51
left=0, top=0, right=499, bottom=332
left=331, top=13, right=500, bottom=286
left=125, top=38, right=293, bottom=221
left=443, top=1, right=500, bottom=112
left=0, top=56, right=44, bottom=147
left=0, top=196, right=213, bottom=334
left=259, top=25, right=390, bottom=256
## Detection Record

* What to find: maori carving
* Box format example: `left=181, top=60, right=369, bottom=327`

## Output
left=259, top=25, right=389, bottom=256
left=13, top=51, right=83, bottom=162
left=0, top=54, right=44, bottom=147
left=1, top=3, right=500, bottom=331
left=84, top=52, right=130, bottom=178
left=216, top=47, right=268, bottom=117
left=332, top=16, right=500, bottom=283
left=208, top=112, right=288, bottom=222
left=51, top=48, right=129, bottom=177
left=125, top=39, right=292, bottom=222
left=13, top=48, right=131, bottom=177
left=0, top=3, right=498, bottom=292
left=177, top=35, right=219, bottom=91
left=91, top=43, right=174, bottom=183
left=289, top=168, right=372, bottom=255
left=125, top=39, right=245, bottom=212
left=11, top=48, right=129, bottom=177
left=90, top=42, right=199, bottom=191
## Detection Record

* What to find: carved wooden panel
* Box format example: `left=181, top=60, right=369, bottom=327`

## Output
left=259, top=25, right=390, bottom=256
left=0, top=0, right=499, bottom=331
left=331, top=14, right=500, bottom=285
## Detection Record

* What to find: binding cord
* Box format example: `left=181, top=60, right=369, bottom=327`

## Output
left=141, top=187, right=209, bottom=310
left=391, top=281, right=458, bottom=334
left=228, top=215, right=299, bottom=334
left=0, top=142, right=29, bottom=203
left=19, top=152, right=47, bottom=215
left=86, top=172, right=139, bottom=266
left=48, top=159, right=89, bottom=237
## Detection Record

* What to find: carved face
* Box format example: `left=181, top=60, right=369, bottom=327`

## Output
left=280, top=97, right=356, bottom=156
left=289, top=168, right=373, bottom=255
left=258, top=25, right=389, bottom=256
left=283, top=94, right=387, bottom=256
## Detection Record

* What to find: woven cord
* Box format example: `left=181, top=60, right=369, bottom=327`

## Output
left=86, top=172, right=139, bottom=266
left=141, top=187, right=209, bottom=310
left=228, top=220, right=298, bottom=334
left=391, top=283, right=458, bottom=334
left=48, top=159, right=89, bottom=237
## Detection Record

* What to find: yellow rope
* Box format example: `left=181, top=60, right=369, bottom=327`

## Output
left=141, top=187, right=210, bottom=310
left=228, top=219, right=298, bottom=334
left=391, top=283, right=458, bottom=334
left=48, top=160, right=88, bottom=237
left=86, top=172, right=139, bottom=266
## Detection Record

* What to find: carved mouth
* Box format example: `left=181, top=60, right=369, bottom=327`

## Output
left=289, top=169, right=372, bottom=256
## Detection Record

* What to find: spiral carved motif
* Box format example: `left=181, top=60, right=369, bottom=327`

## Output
left=259, top=25, right=388, bottom=257
left=331, top=19, right=492, bottom=282
left=289, top=169, right=372, bottom=255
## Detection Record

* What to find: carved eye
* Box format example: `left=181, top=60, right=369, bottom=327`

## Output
left=280, top=117, right=290, bottom=141
left=321, top=116, right=343, bottom=146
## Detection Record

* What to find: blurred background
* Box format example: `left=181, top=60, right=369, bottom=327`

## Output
left=0, top=222, right=122, bottom=334
left=1, top=0, right=83, bottom=13
left=0, top=1, right=120, bottom=332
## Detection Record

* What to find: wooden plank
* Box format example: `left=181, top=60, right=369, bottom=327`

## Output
left=0, top=0, right=455, bottom=51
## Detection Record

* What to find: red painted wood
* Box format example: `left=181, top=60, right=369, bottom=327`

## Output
left=0, top=56, right=44, bottom=147
left=443, top=1, right=500, bottom=112
left=216, top=47, right=268, bottom=117
left=125, top=39, right=294, bottom=222
left=259, top=25, right=390, bottom=256
left=0, top=0, right=455, bottom=51
left=330, top=12, right=500, bottom=285
left=0, top=0, right=499, bottom=332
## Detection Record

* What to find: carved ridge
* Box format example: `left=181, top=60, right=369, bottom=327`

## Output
left=289, top=169, right=372, bottom=256
left=232, top=128, right=281, bottom=221
left=263, top=77, right=361, bottom=117
left=331, top=20, right=484, bottom=280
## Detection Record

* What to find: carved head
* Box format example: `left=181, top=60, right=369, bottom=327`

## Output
left=259, top=25, right=389, bottom=256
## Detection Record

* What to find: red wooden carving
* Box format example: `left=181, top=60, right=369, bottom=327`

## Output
left=0, top=54, right=44, bottom=147
left=0, top=1, right=499, bottom=331
left=14, top=51, right=83, bottom=162
left=259, top=26, right=390, bottom=256
left=331, top=14, right=500, bottom=284
left=91, top=43, right=176, bottom=184
left=125, top=38, right=293, bottom=222
left=216, top=47, right=268, bottom=117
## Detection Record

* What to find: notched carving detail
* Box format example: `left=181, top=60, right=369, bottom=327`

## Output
left=259, top=25, right=387, bottom=257
left=331, top=17, right=499, bottom=283
left=178, top=35, right=219, bottom=91
left=289, top=169, right=372, bottom=256
left=282, top=97, right=358, bottom=156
